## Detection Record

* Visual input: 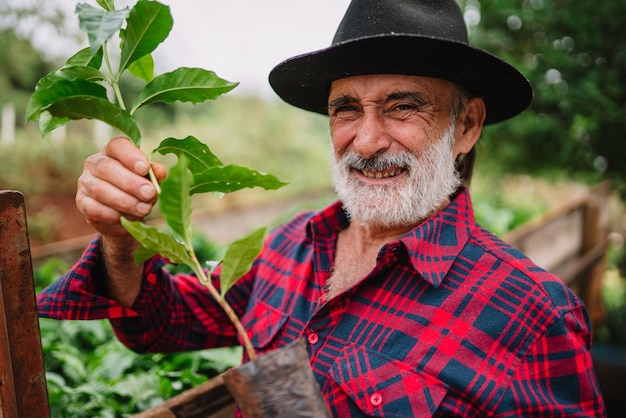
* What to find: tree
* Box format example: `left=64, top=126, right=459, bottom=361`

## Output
left=0, top=1, right=75, bottom=124
left=461, top=0, right=626, bottom=191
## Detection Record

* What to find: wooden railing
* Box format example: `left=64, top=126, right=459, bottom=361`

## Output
left=503, top=181, right=610, bottom=328
left=0, top=182, right=613, bottom=417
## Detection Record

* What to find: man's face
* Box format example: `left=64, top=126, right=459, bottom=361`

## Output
left=327, top=74, right=465, bottom=228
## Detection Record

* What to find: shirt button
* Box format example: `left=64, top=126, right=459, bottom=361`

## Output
left=307, top=332, right=319, bottom=345
left=370, top=392, right=383, bottom=406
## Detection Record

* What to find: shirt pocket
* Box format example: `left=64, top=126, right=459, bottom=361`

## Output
left=329, top=344, right=448, bottom=417
left=239, top=298, right=289, bottom=353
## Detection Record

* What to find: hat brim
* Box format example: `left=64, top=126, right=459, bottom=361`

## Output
left=269, top=35, right=533, bottom=125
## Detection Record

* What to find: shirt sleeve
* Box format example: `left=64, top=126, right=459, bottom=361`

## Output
left=495, top=305, right=607, bottom=417
left=37, top=235, right=253, bottom=353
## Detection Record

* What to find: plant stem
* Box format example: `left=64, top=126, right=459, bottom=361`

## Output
left=102, top=42, right=127, bottom=111
left=147, top=163, right=162, bottom=195
left=192, top=255, right=257, bottom=362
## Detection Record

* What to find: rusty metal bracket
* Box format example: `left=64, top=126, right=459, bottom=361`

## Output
left=0, top=190, right=50, bottom=418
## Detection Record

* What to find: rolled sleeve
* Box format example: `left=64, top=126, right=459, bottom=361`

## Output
left=37, top=236, right=144, bottom=320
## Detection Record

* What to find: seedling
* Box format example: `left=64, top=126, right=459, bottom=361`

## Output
left=27, top=0, right=287, bottom=361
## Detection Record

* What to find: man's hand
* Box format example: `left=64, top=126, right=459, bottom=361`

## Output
left=76, top=137, right=167, bottom=237
left=76, top=137, right=167, bottom=307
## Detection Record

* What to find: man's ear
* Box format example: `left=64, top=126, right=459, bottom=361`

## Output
left=454, top=97, right=486, bottom=156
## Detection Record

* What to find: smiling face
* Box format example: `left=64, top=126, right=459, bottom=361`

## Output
left=328, top=74, right=485, bottom=229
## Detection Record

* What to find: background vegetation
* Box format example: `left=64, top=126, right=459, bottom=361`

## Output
left=463, top=0, right=626, bottom=192
left=1, top=0, right=625, bottom=416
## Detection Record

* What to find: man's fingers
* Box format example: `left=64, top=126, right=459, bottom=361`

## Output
left=105, top=137, right=151, bottom=176
left=78, top=169, right=154, bottom=218
left=76, top=193, right=129, bottom=237
left=84, top=150, right=157, bottom=204
left=75, top=137, right=163, bottom=237
left=151, top=162, right=167, bottom=182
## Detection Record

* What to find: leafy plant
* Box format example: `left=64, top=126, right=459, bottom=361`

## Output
left=41, top=317, right=241, bottom=417
left=27, top=0, right=287, bottom=361
left=36, top=252, right=238, bottom=417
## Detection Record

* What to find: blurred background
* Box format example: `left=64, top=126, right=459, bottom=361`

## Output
left=1, top=0, right=625, bottom=416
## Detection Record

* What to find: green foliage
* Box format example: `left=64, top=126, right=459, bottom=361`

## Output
left=36, top=248, right=239, bottom=417
left=41, top=318, right=240, bottom=417
left=220, top=227, right=266, bottom=298
left=26, top=0, right=238, bottom=145
left=469, top=170, right=550, bottom=236
left=130, top=67, right=237, bottom=114
left=0, top=29, right=54, bottom=96
left=0, top=28, right=60, bottom=125
left=29, top=0, right=285, bottom=366
left=122, top=136, right=285, bottom=290
left=166, top=233, right=223, bottom=275
left=463, top=0, right=626, bottom=192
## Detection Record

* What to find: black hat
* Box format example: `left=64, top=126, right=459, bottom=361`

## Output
left=269, top=0, right=533, bottom=124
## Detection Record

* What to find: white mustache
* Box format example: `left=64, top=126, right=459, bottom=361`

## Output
left=342, top=151, right=415, bottom=173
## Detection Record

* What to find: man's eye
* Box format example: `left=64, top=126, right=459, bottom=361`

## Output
left=392, top=103, right=418, bottom=112
left=331, top=105, right=358, bottom=116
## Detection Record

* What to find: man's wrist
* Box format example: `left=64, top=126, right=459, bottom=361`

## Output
left=101, top=234, right=144, bottom=307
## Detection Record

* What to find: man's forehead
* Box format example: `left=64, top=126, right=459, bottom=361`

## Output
left=328, top=74, right=453, bottom=102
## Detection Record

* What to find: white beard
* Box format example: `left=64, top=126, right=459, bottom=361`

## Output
left=331, top=123, right=461, bottom=229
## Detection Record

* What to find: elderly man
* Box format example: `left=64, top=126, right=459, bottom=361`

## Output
left=38, top=0, right=606, bottom=416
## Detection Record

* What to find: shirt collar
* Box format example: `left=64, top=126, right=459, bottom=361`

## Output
left=306, top=200, right=350, bottom=240
left=399, top=187, right=475, bottom=287
left=306, top=188, right=476, bottom=287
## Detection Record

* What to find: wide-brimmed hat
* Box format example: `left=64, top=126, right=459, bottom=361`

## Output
left=269, top=0, right=533, bottom=124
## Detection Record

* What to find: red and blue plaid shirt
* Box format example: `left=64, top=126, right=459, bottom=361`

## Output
left=38, top=188, right=606, bottom=417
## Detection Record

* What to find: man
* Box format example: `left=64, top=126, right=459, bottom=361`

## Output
left=38, top=0, right=606, bottom=416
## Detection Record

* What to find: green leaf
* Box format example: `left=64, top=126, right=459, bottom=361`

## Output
left=190, top=165, right=288, bottom=195
left=154, top=136, right=222, bottom=173
left=65, top=47, right=103, bottom=69
left=121, top=218, right=195, bottom=267
left=220, top=227, right=266, bottom=297
left=46, top=96, right=141, bottom=145
left=76, top=3, right=130, bottom=55
left=56, top=66, right=106, bottom=83
left=128, top=53, right=154, bottom=82
left=27, top=78, right=108, bottom=121
left=38, top=111, right=70, bottom=138
left=159, top=156, right=193, bottom=247
left=118, top=0, right=173, bottom=73
left=33, top=66, right=106, bottom=95
left=130, top=68, right=238, bottom=114
left=96, top=0, right=115, bottom=12
left=133, top=246, right=157, bottom=264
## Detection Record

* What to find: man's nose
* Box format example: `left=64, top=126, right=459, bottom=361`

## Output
left=352, top=112, right=392, bottom=159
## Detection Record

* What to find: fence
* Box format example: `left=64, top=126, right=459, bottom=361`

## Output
left=502, top=181, right=610, bottom=327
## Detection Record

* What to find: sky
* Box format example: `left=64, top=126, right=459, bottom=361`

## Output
left=25, top=0, right=352, bottom=100
left=159, top=1, right=351, bottom=98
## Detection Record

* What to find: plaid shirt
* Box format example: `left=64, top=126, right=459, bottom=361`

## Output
left=38, top=188, right=605, bottom=417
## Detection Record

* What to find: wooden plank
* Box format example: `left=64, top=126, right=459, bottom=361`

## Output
left=504, top=181, right=611, bottom=327
left=507, top=206, right=584, bottom=276
left=504, top=182, right=610, bottom=275
left=0, top=191, right=50, bottom=418
left=579, top=184, right=611, bottom=325
left=132, top=373, right=235, bottom=418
